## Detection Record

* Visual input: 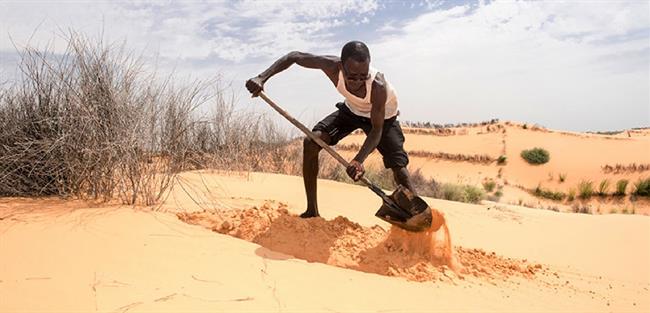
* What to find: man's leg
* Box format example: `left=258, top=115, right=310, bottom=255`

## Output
left=374, top=119, right=415, bottom=194
left=301, top=131, right=331, bottom=218
left=392, top=167, right=417, bottom=196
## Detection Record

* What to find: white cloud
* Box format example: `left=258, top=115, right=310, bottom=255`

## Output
left=371, top=0, right=649, bottom=131
left=1, top=0, right=647, bottom=131
left=0, top=0, right=378, bottom=63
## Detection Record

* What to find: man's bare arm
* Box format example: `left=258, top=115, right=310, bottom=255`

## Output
left=346, top=73, right=387, bottom=181
left=353, top=73, right=388, bottom=164
left=246, top=52, right=339, bottom=95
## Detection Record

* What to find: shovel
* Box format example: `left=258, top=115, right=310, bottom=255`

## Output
left=257, top=91, right=443, bottom=232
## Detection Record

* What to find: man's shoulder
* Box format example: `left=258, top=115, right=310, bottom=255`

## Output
left=321, top=55, right=341, bottom=62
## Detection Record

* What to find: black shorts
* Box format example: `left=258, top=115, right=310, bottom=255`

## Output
left=312, top=102, right=409, bottom=169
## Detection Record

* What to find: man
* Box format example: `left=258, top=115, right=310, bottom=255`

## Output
left=246, top=41, right=415, bottom=218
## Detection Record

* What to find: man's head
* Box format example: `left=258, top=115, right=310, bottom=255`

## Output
left=340, top=41, right=370, bottom=91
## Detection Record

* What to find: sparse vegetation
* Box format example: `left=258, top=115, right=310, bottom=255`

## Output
left=483, top=180, right=496, bottom=192
left=602, top=163, right=650, bottom=174
left=614, top=179, right=629, bottom=196
left=520, top=148, right=550, bottom=165
left=438, top=183, right=485, bottom=204
left=567, top=189, right=576, bottom=202
left=358, top=166, right=395, bottom=191
left=572, top=204, right=592, bottom=214
left=533, top=185, right=566, bottom=201
left=0, top=33, right=291, bottom=204
left=0, top=34, right=189, bottom=203
left=337, top=144, right=495, bottom=165
left=597, top=179, right=610, bottom=196
left=328, top=166, right=486, bottom=204
left=401, top=118, right=500, bottom=130
left=633, top=178, right=650, bottom=197
left=578, top=180, right=594, bottom=199
left=497, top=155, right=507, bottom=165
left=559, top=173, right=567, bottom=183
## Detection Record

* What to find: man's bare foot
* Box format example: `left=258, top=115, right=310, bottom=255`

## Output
left=299, top=210, right=320, bottom=218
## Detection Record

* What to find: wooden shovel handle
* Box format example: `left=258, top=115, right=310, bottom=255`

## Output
left=258, top=91, right=375, bottom=188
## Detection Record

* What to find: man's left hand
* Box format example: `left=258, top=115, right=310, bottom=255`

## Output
left=346, top=160, right=365, bottom=182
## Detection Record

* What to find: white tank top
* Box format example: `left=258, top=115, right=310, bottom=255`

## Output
left=335, top=66, right=399, bottom=119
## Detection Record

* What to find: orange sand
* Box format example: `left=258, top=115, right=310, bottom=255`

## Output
left=1, top=171, right=649, bottom=312
left=340, top=123, right=650, bottom=214
left=178, top=202, right=543, bottom=282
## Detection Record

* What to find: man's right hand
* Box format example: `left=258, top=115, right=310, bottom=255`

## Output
left=245, top=76, right=264, bottom=97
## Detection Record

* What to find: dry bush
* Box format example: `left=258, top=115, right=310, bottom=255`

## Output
left=0, top=32, right=289, bottom=205
left=577, top=180, right=594, bottom=199
left=0, top=33, right=185, bottom=204
left=401, top=118, right=499, bottom=129
left=601, top=163, right=650, bottom=174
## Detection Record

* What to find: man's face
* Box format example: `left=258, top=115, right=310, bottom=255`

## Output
left=341, top=58, right=370, bottom=91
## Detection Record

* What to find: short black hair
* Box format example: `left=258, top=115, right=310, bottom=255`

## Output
left=341, top=41, right=370, bottom=63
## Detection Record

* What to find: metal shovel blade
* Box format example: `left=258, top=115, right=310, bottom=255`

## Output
left=374, top=185, right=443, bottom=232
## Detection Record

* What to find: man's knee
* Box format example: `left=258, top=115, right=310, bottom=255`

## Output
left=303, top=131, right=331, bottom=154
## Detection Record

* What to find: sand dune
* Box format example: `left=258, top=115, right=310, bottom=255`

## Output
left=1, top=171, right=648, bottom=312
left=340, top=123, right=650, bottom=214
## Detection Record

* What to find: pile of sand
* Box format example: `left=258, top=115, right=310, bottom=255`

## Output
left=178, top=201, right=545, bottom=282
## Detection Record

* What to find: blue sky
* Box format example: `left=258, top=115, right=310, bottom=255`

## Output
left=1, top=0, right=648, bottom=132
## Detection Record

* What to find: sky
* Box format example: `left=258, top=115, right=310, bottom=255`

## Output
left=0, top=0, right=648, bottom=132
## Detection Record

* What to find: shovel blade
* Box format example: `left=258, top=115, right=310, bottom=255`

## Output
left=374, top=185, right=444, bottom=232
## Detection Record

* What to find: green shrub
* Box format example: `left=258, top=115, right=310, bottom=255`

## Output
left=520, top=148, right=550, bottom=165
left=614, top=179, right=630, bottom=197
left=578, top=180, right=594, bottom=199
left=614, top=179, right=628, bottom=196
left=438, top=183, right=485, bottom=204
left=598, top=179, right=610, bottom=196
left=533, top=185, right=566, bottom=201
left=633, top=178, right=650, bottom=197
left=559, top=173, right=567, bottom=183
left=465, top=185, right=486, bottom=203
left=439, top=184, right=465, bottom=202
left=494, top=190, right=503, bottom=198
left=497, top=155, right=507, bottom=165
left=483, top=180, right=496, bottom=192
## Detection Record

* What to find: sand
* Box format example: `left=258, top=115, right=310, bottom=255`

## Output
left=1, top=171, right=648, bottom=312
left=340, top=123, right=650, bottom=214
left=177, top=202, right=542, bottom=282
